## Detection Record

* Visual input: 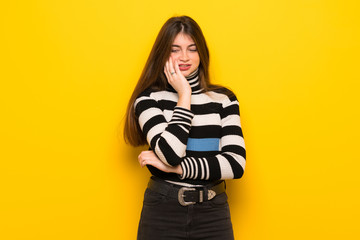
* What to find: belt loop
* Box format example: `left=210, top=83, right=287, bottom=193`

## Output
left=203, top=186, right=208, bottom=201
left=199, top=190, right=204, bottom=203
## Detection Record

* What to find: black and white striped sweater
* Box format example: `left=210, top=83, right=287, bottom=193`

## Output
left=134, top=69, right=246, bottom=185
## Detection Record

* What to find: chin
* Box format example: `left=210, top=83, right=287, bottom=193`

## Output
left=182, top=72, right=190, bottom=77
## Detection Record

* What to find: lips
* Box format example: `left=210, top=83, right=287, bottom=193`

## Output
left=179, top=64, right=191, bottom=71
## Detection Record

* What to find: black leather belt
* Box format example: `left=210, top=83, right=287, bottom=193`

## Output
left=147, top=176, right=226, bottom=206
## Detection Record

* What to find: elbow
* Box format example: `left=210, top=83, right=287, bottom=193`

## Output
left=233, top=166, right=245, bottom=179
left=235, top=149, right=246, bottom=179
left=154, top=138, right=186, bottom=166
left=232, top=157, right=245, bottom=179
left=224, top=152, right=245, bottom=179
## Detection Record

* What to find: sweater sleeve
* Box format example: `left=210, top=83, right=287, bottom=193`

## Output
left=179, top=95, right=246, bottom=180
left=134, top=91, right=194, bottom=166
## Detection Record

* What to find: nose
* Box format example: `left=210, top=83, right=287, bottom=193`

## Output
left=179, top=50, right=189, bottom=62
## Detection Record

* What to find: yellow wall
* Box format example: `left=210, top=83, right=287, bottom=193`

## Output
left=1, top=0, right=359, bottom=239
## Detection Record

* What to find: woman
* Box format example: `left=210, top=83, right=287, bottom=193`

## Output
left=124, top=15, right=246, bottom=240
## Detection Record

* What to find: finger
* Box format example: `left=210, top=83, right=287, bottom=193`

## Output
left=138, top=151, right=148, bottom=162
left=142, top=150, right=152, bottom=156
left=165, top=60, right=169, bottom=72
left=164, top=66, right=170, bottom=81
left=139, top=153, right=147, bottom=167
left=165, top=61, right=174, bottom=83
left=148, top=150, right=156, bottom=157
left=169, top=57, right=176, bottom=75
left=165, top=61, right=171, bottom=79
left=139, top=157, right=142, bottom=166
left=174, top=59, right=183, bottom=77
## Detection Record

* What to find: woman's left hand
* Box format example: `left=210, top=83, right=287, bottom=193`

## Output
left=138, top=150, right=183, bottom=175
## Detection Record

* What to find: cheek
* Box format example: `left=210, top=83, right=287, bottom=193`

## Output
left=193, top=55, right=200, bottom=66
left=192, top=53, right=200, bottom=63
left=170, top=52, right=180, bottom=59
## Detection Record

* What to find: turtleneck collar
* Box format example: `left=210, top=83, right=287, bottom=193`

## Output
left=186, top=68, right=202, bottom=93
left=165, top=68, right=203, bottom=94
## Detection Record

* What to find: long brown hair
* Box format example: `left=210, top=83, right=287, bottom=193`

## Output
left=124, top=15, right=225, bottom=146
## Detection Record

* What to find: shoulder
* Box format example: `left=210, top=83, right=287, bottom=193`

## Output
left=134, top=86, right=163, bottom=103
left=134, top=87, right=177, bottom=110
left=136, top=87, right=158, bottom=99
left=207, top=85, right=238, bottom=106
left=208, top=87, right=241, bottom=117
left=134, top=87, right=158, bottom=110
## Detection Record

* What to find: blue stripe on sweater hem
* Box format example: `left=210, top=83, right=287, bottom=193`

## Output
left=186, top=138, right=220, bottom=151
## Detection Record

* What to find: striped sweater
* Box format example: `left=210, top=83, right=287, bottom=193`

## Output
left=134, top=69, right=246, bottom=185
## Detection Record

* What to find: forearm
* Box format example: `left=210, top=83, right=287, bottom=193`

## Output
left=135, top=95, right=194, bottom=166
left=178, top=97, right=246, bottom=181
left=151, top=106, right=194, bottom=166
left=178, top=151, right=245, bottom=181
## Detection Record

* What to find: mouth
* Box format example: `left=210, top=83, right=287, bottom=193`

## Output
left=178, top=64, right=191, bottom=71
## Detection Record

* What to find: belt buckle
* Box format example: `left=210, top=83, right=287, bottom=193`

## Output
left=178, top=187, right=196, bottom=206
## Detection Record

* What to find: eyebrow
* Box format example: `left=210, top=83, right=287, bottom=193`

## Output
left=171, top=44, right=197, bottom=48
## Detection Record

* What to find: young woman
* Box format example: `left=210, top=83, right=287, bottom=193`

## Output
left=124, top=15, right=246, bottom=240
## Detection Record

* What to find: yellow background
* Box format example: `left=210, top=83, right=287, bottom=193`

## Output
left=1, top=0, right=359, bottom=239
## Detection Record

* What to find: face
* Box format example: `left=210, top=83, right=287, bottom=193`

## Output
left=170, top=33, right=200, bottom=77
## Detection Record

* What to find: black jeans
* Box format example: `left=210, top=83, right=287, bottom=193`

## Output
left=137, top=186, right=234, bottom=240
